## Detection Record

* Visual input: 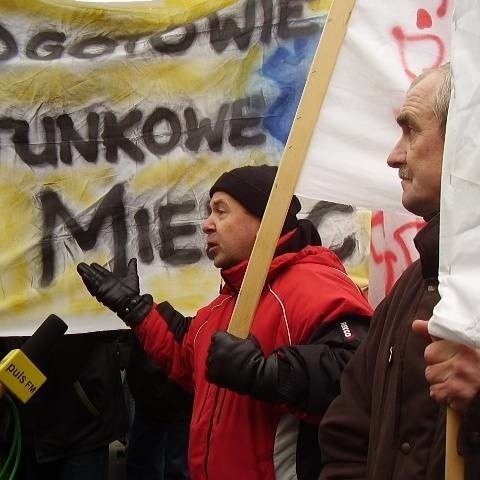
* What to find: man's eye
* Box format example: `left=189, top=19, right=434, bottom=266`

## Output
left=402, top=124, right=416, bottom=137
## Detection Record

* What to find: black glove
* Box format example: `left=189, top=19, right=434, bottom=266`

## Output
left=77, top=258, right=152, bottom=326
left=206, top=331, right=279, bottom=402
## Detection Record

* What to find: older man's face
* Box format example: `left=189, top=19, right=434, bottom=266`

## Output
left=202, top=191, right=261, bottom=269
left=387, top=72, right=445, bottom=219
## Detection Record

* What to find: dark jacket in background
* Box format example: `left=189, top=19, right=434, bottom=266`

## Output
left=0, top=330, right=127, bottom=463
left=121, top=332, right=192, bottom=480
left=126, top=332, right=193, bottom=421
left=319, top=214, right=480, bottom=479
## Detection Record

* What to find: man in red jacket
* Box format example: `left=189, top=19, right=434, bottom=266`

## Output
left=76, top=164, right=372, bottom=480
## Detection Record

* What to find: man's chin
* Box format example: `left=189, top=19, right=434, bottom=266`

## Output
left=401, top=196, right=430, bottom=218
left=210, top=253, right=224, bottom=268
left=213, top=256, right=237, bottom=270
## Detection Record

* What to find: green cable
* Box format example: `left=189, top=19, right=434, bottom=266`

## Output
left=0, top=393, right=22, bottom=480
left=0, top=396, right=16, bottom=479
left=8, top=393, right=21, bottom=480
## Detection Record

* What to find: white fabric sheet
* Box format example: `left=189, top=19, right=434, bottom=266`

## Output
left=430, top=1, right=480, bottom=347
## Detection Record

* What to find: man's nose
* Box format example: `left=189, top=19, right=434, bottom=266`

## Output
left=202, top=215, right=214, bottom=233
left=387, top=136, right=407, bottom=168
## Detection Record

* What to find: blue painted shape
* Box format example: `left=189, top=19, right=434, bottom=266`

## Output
left=262, top=34, right=321, bottom=145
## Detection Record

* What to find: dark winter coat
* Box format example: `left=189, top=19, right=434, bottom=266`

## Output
left=126, top=333, right=193, bottom=421
left=319, top=214, right=480, bottom=479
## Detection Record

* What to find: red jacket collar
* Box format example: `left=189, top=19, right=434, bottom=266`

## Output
left=219, top=231, right=345, bottom=294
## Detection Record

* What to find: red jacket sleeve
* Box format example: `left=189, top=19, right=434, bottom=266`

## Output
left=134, top=302, right=195, bottom=392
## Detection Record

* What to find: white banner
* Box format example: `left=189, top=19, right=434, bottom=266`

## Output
left=430, top=0, right=480, bottom=347
left=0, top=0, right=454, bottom=335
left=297, top=0, right=452, bottom=213
left=0, top=0, right=373, bottom=335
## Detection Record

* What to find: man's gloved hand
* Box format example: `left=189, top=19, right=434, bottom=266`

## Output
left=77, top=258, right=139, bottom=310
left=206, top=331, right=279, bottom=402
left=77, top=258, right=152, bottom=326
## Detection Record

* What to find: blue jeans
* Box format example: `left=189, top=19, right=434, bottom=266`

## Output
left=126, top=409, right=189, bottom=480
left=21, top=446, right=109, bottom=480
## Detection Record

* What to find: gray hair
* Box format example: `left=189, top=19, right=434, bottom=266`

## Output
left=410, top=63, right=452, bottom=137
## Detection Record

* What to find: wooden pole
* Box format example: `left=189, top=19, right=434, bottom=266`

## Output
left=227, top=0, right=356, bottom=338
left=445, top=407, right=464, bottom=479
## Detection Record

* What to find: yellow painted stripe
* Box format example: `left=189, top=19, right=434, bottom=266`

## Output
left=0, top=55, right=257, bottom=107
left=0, top=0, right=238, bottom=32
left=310, top=0, right=333, bottom=11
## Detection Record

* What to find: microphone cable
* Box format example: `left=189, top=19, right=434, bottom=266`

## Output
left=0, top=392, right=21, bottom=480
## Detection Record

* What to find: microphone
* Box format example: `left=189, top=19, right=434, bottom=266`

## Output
left=0, top=314, right=68, bottom=403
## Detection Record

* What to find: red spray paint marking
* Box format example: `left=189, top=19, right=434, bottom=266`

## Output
left=371, top=212, right=425, bottom=294
left=391, top=26, right=446, bottom=80
left=417, top=9, right=433, bottom=29
left=437, top=0, right=448, bottom=17
left=392, top=219, right=425, bottom=266
left=392, top=0, right=450, bottom=80
left=418, top=1, right=449, bottom=29
left=370, top=212, right=397, bottom=293
left=417, top=0, right=448, bottom=30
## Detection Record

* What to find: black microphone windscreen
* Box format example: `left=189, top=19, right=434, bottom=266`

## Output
left=21, top=314, right=68, bottom=367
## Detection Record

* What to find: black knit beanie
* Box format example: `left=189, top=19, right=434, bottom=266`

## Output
left=209, top=165, right=301, bottom=233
